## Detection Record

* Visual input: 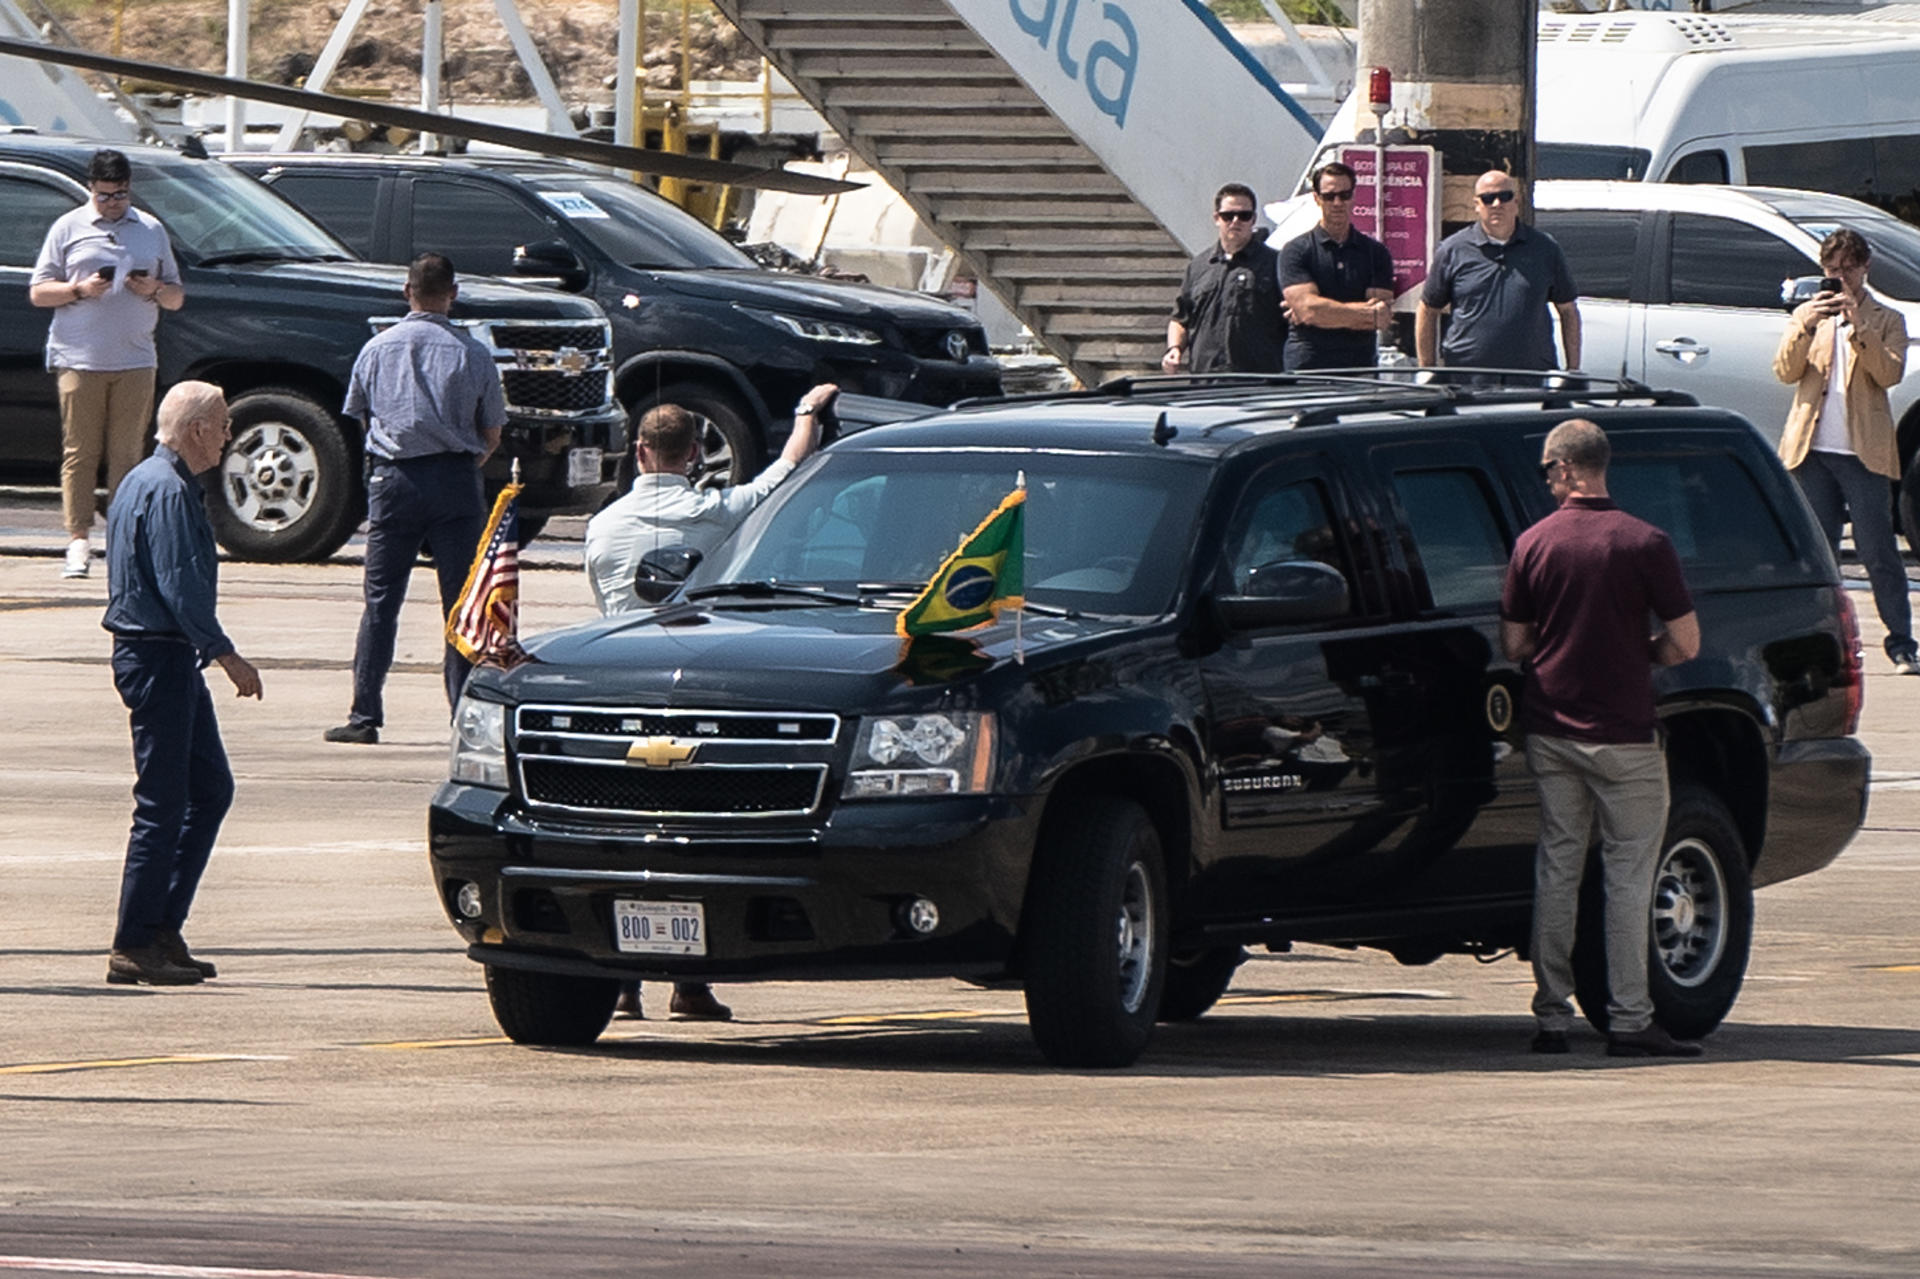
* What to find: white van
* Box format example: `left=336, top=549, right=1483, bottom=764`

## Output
left=1300, top=11, right=1920, bottom=223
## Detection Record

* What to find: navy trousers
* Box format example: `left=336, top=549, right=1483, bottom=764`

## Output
left=347, top=453, right=485, bottom=728
left=111, top=638, right=234, bottom=951
left=1793, top=449, right=1915, bottom=659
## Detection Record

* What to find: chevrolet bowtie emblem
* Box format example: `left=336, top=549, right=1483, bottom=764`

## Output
left=626, top=736, right=696, bottom=768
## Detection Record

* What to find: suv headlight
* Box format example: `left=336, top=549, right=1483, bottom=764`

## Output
left=843, top=711, right=994, bottom=798
left=449, top=696, right=508, bottom=789
left=739, top=306, right=884, bottom=346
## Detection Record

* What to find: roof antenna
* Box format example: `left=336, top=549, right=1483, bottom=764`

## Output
left=1151, top=411, right=1177, bottom=446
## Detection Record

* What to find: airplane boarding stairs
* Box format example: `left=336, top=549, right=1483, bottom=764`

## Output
left=714, top=0, right=1324, bottom=388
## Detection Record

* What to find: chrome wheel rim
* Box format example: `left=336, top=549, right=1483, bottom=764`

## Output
left=1116, top=860, right=1154, bottom=1014
left=690, top=415, right=736, bottom=492
left=1653, top=837, right=1728, bottom=988
left=220, top=421, right=319, bottom=533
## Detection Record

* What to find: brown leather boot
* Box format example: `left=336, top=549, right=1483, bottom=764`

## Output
left=613, top=983, right=643, bottom=1019
left=156, top=929, right=217, bottom=979
left=107, top=946, right=204, bottom=986
left=669, top=983, right=732, bottom=1021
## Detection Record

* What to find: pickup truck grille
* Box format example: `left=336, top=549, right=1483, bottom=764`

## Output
left=513, top=704, right=840, bottom=820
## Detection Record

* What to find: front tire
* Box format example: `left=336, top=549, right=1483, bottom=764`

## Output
left=207, top=388, right=359, bottom=562
left=625, top=381, right=762, bottom=492
left=1022, top=799, right=1168, bottom=1068
left=1573, top=784, right=1754, bottom=1039
left=484, top=964, right=620, bottom=1046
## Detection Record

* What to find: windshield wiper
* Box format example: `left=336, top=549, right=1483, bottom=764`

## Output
left=683, top=581, right=867, bottom=606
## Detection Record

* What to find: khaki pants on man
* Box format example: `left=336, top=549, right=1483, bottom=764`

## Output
left=1525, top=733, right=1668, bottom=1035
left=58, top=366, right=155, bottom=538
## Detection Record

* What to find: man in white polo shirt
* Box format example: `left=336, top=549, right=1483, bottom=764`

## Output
left=583, top=382, right=836, bottom=1020
left=29, top=148, right=184, bottom=579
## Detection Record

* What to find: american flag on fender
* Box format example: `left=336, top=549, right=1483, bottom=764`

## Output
left=447, top=479, right=534, bottom=669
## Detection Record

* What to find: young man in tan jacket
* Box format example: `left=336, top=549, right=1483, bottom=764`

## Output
left=1774, top=227, right=1915, bottom=673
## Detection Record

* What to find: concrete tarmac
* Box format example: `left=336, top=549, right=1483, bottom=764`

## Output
left=2, top=508, right=1918, bottom=1277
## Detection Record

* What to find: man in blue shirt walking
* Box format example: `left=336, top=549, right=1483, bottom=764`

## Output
left=103, top=380, right=262, bottom=986
left=325, top=253, right=504, bottom=744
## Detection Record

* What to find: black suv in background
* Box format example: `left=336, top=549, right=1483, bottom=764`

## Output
left=0, top=136, right=623, bottom=560
left=429, top=374, right=1869, bottom=1068
left=230, top=154, right=1002, bottom=481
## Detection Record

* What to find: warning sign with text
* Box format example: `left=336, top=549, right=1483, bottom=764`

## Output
left=1337, top=145, right=1440, bottom=307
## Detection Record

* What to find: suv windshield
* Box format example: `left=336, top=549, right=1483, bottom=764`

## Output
left=691, top=448, right=1211, bottom=616
left=130, top=157, right=349, bottom=263
left=1766, top=195, right=1920, bottom=301
left=520, top=172, right=753, bottom=270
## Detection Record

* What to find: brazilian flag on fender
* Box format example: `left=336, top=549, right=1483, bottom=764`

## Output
left=895, top=484, right=1025, bottom=639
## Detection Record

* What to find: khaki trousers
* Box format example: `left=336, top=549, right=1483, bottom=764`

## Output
left=1525, top=733, right=1669, bottom=1035
left=58, top=366, right=155, bottom=537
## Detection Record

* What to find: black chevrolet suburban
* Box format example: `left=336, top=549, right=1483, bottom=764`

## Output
left=229, top=153, right=1002, bottom=483
left=428, top=374, right=1869, bottom=1067
left=0, top=136, right=624, bottom=560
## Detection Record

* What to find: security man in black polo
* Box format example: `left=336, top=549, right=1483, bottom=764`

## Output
left=1279, top=161, right=1396, bottom=371
left=1164, top=183, right=1287, bottom=375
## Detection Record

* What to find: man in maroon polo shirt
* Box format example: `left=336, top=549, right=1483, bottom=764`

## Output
left=1501, top=419, right=1704, bottom=1059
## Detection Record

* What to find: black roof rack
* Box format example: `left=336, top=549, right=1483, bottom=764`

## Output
left=943, top=369, right=1702, bottom=440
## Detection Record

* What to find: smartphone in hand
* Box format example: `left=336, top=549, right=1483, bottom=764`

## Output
left=128, top=269, right=150, bottom=280
left=96, top=264, right=116, bottom=283
left=1820, top=276, right=1843, bottom=293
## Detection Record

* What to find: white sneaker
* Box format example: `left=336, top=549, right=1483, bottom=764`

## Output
left=61, top=538, right=90, bottom=579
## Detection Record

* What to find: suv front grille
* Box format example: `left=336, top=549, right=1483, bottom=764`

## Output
left=502, top=368, right=612, bottom=413
left=521, top=759, right=825, bottom=816
left=513, top=704, right=840, bottom=820
left=371, top=316, right=616, bottom=420
left=476, top=318, right=615, bottom=420
left=491, top=324, right=606, bottom=351
left=902, top=325, right=987, bottom=362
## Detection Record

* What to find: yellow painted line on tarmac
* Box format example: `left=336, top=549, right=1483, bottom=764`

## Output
left=1868, top=963, right=1920, bottom=972
left=0, top=1053, right=284, bottom=1077
left=816, top=1008, right=1019, bottom=1025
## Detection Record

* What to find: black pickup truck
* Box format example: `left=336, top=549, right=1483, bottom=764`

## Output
left=0, top=135, right=624, bottom=560
left=228, top=153, right=1002, bottom=486
left=428, top=374, right=1869, bottom=1067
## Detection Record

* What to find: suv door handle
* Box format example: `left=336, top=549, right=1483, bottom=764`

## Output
left=1654, top=337, right=1709, bottom=363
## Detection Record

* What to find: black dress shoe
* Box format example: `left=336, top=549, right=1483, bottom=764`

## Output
left=106, top=946, right=204, bottom=986
left=157, top=929, right=217, bottom=978
left=613, top=983, right=643, bottom=1019
left=1607, top=1024, right=1704, bottom=1058
left=323, top=722, right=379, bottom=744
left=1530, top=1029, right=1570, bottom=1054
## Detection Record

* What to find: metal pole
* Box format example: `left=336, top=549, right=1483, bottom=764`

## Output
left=615, top=0, right=639, bottom=178
left=223, top=0, right=248, bottom=151
left=421, top=0, right=444, bottom=151
left=271, top=0, right=374, bottom=149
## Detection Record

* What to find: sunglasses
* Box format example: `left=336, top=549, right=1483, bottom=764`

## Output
left=1216, top=208, right=1255, bottom=222
left=1477, top=190, right=1517, bottom=206
left=91, top=188, right=132, bottom=203
left=1317, top=188, right=1356, bottom=202
left=1539, top=459, right=1563, bottom=478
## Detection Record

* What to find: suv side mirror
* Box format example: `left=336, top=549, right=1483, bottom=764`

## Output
left=635, top=545, right=703, bottom=604
left=514, top=239, right=587, bottom=290
left=1217, top=560, right=1350, bottom=630
left=1781, top=275, right=1826, bottom=312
